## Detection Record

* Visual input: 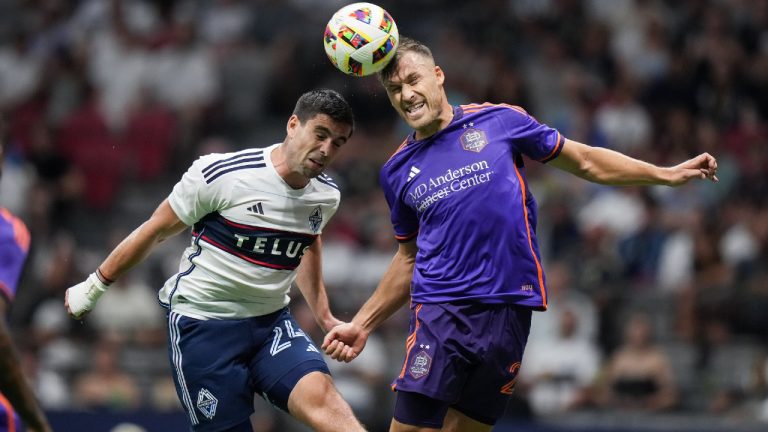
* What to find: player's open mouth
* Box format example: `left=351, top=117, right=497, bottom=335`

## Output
left=404, top=102, right=425, bottom=118
left=309, top=158, right=324, bottom=168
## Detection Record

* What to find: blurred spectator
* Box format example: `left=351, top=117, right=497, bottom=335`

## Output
left=521, top=307, right=601, bottom=415
left=89, top=273, right=165, bottom=345
left=122, top=87, right=176, bottom=181
left=594, top=77, right=652, bottom=156
left=57, top=83, right=125, bottom=209
left=595, top=313, right=678, bottom=412
left=73, top=338, right=140, bottom=410
left=0, top=30, right=43, bottom=111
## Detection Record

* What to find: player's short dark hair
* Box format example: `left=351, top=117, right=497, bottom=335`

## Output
left=293, top=89, right=354, bottom=134
left=378, top=36, right=434, bottom=85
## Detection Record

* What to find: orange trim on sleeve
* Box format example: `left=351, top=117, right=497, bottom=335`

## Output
left=0, top=393, right=16, bottom=432
left=512, top=165, right=547, bottom=309
left=499, top=103, right=528, bottom=115
left=394, top=231, right=418, bottom=242
left=540, top=131, right=564, bottom=162
left=461, top=102, right=528, bottom=115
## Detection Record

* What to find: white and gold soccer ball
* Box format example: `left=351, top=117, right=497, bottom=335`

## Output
left=323, top=2, right=399, bottom=77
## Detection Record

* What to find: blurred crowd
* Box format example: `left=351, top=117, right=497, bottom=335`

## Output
left=0, top=0, right=767, bottom=431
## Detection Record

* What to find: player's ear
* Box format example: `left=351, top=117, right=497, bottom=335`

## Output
left=286, top=114, right=300, bottom=137
left=435, top=66, right=445, bottom=86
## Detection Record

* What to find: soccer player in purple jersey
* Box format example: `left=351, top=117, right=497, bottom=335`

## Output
left=322, top=37, right=718, bottom=431
left=0, top=119, right=52, bottom=432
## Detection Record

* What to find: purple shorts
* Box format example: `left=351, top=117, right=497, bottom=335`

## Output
left=392, top=301, right=532, bottom=424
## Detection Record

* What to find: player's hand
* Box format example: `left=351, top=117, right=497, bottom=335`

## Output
left=65, top=273, right=109, bottom=319
left=667, top=152, right=718, bottom=186
left=322, top=322, right=368, bottom=363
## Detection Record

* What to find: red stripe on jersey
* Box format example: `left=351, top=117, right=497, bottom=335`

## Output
left=199, top=235, right=297, bottom=270
left=221, top=218, right=317, bottom=238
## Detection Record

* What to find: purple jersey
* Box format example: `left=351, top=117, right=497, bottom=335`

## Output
left=0, top=209, right=29, bottom=429
left=380, top=103, right=564, bottom=310
left=0, top=208, right=30, bottom=303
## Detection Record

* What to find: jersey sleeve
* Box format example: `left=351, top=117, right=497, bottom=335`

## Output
left=380, top=167, right=418, bottom=242
left=502, top=107, right=564, bottom=163
left=167, top=155, right=228, bottom=226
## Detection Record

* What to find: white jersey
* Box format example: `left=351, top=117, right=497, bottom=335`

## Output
left=160, top=143, right=340, bottom=319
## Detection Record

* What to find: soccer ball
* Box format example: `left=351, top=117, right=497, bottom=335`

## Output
left=323, top=2, right=399, bottom=77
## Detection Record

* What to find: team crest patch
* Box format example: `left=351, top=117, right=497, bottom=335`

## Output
left=197, top=388, right=218, bottom=419
left=409, top=350, right=432, bottom=379
left=460, top=125, right=488, bottom=152
left=309, top=206, right=323, bottom=233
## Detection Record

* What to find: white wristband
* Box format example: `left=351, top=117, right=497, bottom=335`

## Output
left=67, top=272, right=110, bottom=318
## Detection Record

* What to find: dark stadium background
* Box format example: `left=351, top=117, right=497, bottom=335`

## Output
left=0, top=1, right=766, bottom=431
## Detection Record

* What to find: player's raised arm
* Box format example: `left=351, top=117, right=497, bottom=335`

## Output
left=65, top=199, right=189, bottom=319
left=548, top=138, right=718, bottom=186
left=294, top=236, right=343, bottom=333
left=323, top=240, right=416, bottom=362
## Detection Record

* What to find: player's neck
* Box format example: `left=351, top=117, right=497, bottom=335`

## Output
left=271, top=145, right=309, bottom=189
left=414, top=104, right=454, bottom=140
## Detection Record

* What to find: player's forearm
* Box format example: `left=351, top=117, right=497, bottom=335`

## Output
left=0, top=322, right=50, bottom=431
left=295, top=239, right=338, bottom=331
left=99, top=200, right=187, bottom=282
left=552, top=139, right=671, bottom=186
left=296, top=281, right=336, bottom=332
left=352, top=251, right=414, bottom=333
left=579, top=146, right=669, bottom=185
left=98, top=223, right=168, bottom=281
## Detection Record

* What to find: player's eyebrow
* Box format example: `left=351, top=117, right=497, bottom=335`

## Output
left=314, top=125, right=332, bottom=135
left=387, top=72, right=420, bottom=89
left=315, top=125, right=349, bottom=141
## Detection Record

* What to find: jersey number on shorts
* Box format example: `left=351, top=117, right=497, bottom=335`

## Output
left=270, top=320, right=310, bottom=356
left=500, top=362, right=522, bottom=395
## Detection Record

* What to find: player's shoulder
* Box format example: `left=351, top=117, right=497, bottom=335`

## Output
left=460, top=102, right=529, bottom=118
left=195, top=147, right=269, bottom=185
left=382, top=136, right=412, bottom=170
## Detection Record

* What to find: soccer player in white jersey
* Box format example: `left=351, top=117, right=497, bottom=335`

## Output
left=65, top=89, right=366, bottom=432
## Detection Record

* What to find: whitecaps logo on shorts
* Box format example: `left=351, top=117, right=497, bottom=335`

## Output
left=409, top=350, right=432, bottom=379
left=197, top=388, right=218, bottom=419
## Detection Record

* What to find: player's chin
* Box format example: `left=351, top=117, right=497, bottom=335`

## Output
left=304, top=167, right=324, bottom=179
